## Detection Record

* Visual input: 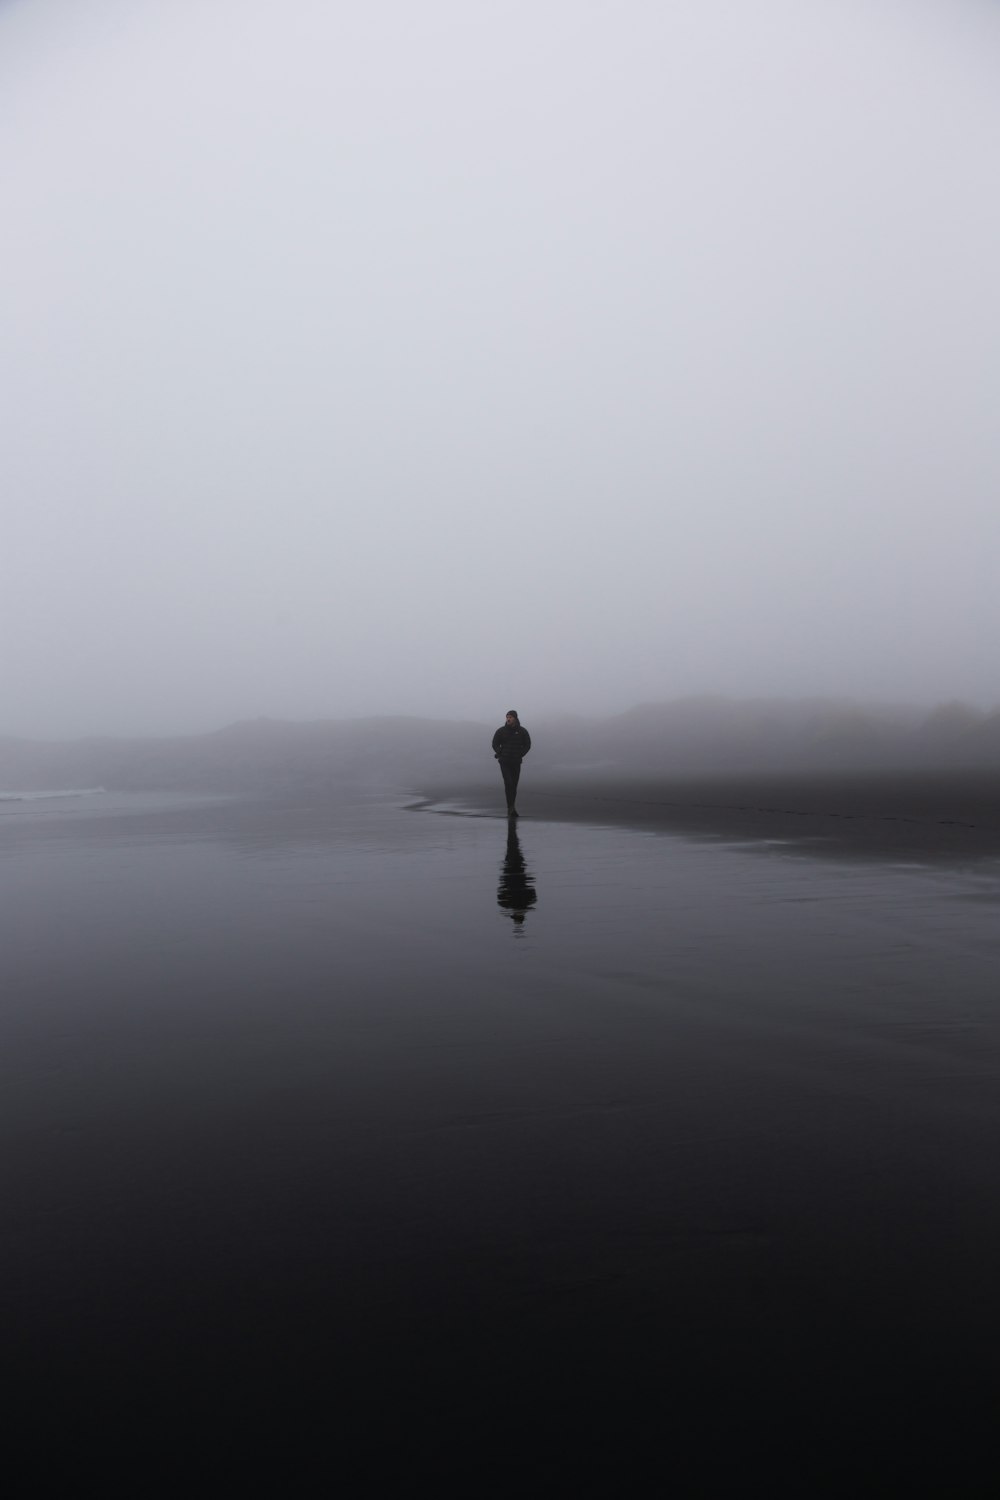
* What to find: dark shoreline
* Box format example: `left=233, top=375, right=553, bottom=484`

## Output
left=416, top=768, right=1000, bottom=864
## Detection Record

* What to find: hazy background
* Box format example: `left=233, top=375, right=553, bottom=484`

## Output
left=3, top=0, right=998, bottom=738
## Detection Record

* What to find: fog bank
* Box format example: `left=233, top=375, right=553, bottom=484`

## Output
left=4, top=698, right=1000, bottom=795
left=4, top=1, right=999, bottom=737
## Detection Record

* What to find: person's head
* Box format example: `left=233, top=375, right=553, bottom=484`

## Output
left=505, top=709, right=519, bottom=725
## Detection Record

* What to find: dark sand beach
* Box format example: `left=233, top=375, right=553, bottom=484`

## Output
left=4, top=783, right=1000, bottom=1484
left=424, top=768, right=1000, bottom=864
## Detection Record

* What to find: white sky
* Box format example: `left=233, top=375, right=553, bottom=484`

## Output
left=3, top=0, right=999, bottom=736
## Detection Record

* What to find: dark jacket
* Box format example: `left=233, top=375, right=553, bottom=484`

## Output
left=492, top=723, right=532, bottom=761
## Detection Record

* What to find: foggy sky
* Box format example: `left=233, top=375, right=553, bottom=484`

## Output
left=3, top=0, right=999, bottom=737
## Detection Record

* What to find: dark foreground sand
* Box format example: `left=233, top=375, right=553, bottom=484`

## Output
left=7, top=786, right=1000, bottom=1486
left=420, top=768, right=1000, bottom=863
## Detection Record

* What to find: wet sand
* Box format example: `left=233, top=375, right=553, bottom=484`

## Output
left=422, top=768, right=1000, bottom=863
left=5, top=788, right=1000, bottom=1485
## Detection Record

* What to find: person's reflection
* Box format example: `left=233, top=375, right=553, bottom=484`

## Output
left=497, top=823, right=537, bottom=931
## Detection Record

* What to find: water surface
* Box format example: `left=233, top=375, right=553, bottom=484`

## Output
left=4, top=790, right=999, bottom=1480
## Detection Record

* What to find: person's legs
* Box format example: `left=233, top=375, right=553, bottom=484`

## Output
left=500, top=760, right=520, bottom=812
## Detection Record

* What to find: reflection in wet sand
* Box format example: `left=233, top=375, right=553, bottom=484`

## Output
left=497, top=823, right=537, bottom=930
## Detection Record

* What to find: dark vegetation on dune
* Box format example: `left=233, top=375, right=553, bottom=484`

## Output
left=2, top=697, right=999, bottom=795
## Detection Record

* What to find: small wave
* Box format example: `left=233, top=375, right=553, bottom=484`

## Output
left=0, top=787, right=107, bottom=803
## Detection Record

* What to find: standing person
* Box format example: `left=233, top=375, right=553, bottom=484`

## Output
left=492, top=709, right=531, bottom=817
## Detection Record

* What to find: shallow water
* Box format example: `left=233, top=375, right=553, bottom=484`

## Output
left=4, top=791, right=1000, bottom=1478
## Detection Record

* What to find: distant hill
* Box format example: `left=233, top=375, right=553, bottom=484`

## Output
left=534, top=697, right=1000, bottom=775
left=1, top=698, right=998, bottom=794
left=0, top=715, right=485, bottom=794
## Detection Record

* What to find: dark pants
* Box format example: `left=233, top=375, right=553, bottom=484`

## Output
left=499, top=758, right=522, bottom=810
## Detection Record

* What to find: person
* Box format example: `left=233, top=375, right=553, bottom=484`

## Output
left=491, top=709, right=531, bottom=816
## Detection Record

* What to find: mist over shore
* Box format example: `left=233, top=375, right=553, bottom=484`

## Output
left=3, top=696, right=1000, bottom=796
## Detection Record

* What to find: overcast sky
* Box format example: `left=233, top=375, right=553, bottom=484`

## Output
left=3, top=0, right=999, bottom=737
